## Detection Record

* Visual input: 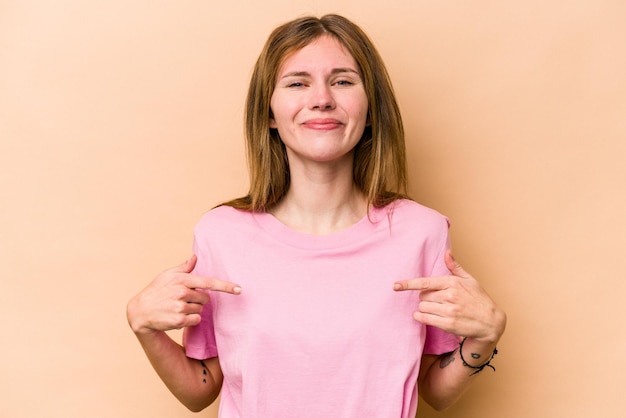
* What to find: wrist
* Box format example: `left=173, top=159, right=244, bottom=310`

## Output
left=126, top=296, right=153, bottom=335
left=459, top=307, right=505, bottom=374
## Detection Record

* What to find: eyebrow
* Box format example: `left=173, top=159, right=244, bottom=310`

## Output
left=279, top=68, right=361, bottom=79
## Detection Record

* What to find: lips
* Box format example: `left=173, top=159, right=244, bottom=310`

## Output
left=302, top=118, right=343, bottom=130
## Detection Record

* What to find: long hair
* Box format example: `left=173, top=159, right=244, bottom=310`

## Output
left=223, top=14, right=408, bottom=211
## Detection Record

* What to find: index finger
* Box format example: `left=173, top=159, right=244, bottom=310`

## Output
left=183, top=274, right=242, bottom=295
left=393, top=277, right=449, bottom=292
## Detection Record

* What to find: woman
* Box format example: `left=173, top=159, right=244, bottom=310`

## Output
left=127, top=14, right=506, bottom=417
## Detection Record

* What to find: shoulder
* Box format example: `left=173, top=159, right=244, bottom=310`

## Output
left=194, top=205, right=256, bottom=236
left=384, top=199, right=450, bottom=231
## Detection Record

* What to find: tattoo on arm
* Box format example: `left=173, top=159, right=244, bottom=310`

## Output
left=200, top=360, right=208, bottom=384
left=439, top=348, right=458, bottom=369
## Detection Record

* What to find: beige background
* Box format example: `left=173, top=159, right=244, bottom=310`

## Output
left=1, top=1, right=625, bottom=417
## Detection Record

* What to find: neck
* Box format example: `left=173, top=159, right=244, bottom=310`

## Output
left=269, top=158, right=367, bottom=235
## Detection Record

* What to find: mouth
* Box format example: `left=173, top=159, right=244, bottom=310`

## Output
left=302, top=118, right=343, bottom=130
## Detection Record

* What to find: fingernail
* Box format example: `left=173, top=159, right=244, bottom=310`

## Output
left=393, top=283, right=402, bottom=291
left=233, top=286, right=242, bottom=294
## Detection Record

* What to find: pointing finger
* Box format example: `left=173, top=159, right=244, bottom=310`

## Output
left=393, top=277, right=449, bottom=292
left=185, top=275, right=242, bottom=295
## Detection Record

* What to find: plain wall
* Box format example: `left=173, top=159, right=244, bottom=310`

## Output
left=1, top=1, right=625, bottom=417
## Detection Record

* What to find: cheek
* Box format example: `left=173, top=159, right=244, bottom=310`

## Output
left=352, top=91, right=369, bottom=121
left=269, top=93, right=291, bottom=128
left=355, top=99, right=369, bottom=126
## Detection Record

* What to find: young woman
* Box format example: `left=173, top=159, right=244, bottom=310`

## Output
left=127, top=14, right=506, bottom=417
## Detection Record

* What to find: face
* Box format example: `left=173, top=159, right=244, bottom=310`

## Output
left=269, top=35, right=369, bottom=168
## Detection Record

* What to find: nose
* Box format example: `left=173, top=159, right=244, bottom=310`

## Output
left=309, top=84, right=336, bottom=110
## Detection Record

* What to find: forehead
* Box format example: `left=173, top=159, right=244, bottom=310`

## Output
left=277, top=35, right=359, bottom=75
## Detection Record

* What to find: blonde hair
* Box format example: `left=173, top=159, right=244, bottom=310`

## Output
left=223, top=14, right=408, bottom=211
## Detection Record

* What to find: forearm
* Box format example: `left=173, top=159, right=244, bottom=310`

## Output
left=419, top=334, right=502, bottom=410
left=127, top=292, right=222, bottom=412
left=133, top=329, right=221, bottom=412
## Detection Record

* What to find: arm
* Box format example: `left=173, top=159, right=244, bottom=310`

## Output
left=394, top=251, right=506, bottom=411
left=131, top=329, right=222, bottom=412
left=126, top=255, right=242, bottom=411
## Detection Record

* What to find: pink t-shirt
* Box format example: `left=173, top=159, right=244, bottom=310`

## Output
left=184, top=199, right=459, bottom=417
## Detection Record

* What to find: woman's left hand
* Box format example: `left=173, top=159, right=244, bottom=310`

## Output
left=393, top=251, right=506, bottom=344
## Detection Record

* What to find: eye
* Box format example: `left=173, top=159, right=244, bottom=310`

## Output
left=334, top=79, right=354, bottom=86
left=287, top=81, right=305, bottom=88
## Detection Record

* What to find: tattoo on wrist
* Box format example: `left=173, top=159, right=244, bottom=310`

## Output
left=200, top=360, right=208, bottom=384
left=439, top=349, right=458, bottom=369
left=459, top=337, right=498, bottom=375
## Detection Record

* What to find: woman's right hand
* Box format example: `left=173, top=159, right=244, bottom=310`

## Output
left=127, top=255, right=242, bottom=334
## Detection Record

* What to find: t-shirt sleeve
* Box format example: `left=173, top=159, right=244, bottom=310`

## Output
left=423, top=217, right=461, bottom=355
left=182, top=234, right=218, bottom=360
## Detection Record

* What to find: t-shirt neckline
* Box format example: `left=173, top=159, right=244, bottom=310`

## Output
left=252, top=205, right=387, bottom=250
